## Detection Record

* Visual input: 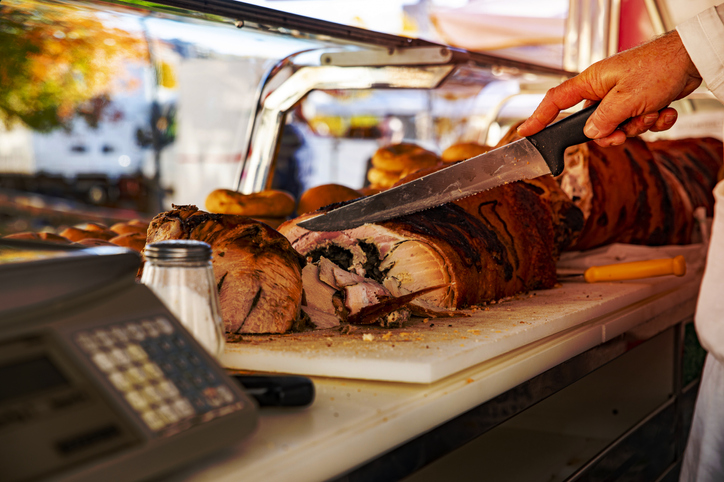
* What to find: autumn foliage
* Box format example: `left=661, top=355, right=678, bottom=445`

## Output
left=0, top=0, right=148, bottom=132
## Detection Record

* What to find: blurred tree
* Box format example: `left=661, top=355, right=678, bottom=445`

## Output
left=0, top=0, right=147, bottom=132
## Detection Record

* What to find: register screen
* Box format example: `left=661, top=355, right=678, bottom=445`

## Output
left=0, top=356, right=69, bottom=403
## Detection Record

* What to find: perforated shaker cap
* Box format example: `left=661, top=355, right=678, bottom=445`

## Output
left=143, top=240, right=212, bottom=262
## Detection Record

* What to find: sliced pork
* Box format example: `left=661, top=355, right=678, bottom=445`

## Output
left=147, top=205, right=305, bottom=334
left=498, top=122, right=722, bottom=250
left=279, top=180, right=582, bottom=315
left=558, top=137, right=723, bottom=250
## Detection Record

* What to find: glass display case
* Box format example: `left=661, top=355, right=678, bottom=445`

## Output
left=4, top=0, right=721, bottom=236
left=0, top=0, right=574, bottom=234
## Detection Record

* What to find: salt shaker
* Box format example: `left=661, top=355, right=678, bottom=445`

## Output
left=141, top=240, right=226, bottom=359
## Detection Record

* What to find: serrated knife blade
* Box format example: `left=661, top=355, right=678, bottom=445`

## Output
left=298, top=103, right=597, bottom=232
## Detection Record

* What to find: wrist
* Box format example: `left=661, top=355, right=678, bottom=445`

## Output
left=666, top=30, right=701, bottom=81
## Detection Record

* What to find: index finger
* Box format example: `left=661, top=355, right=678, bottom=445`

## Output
left=517, top=77, right=599, bottom=137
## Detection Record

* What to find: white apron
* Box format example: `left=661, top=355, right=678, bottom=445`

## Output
left=681, top=180, right=724, bottom=481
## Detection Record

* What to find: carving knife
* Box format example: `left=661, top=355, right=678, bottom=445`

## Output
left=298, top=104, right=597, bottom=232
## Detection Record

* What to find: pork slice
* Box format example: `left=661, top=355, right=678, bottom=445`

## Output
left=314, top=256, right=396, bottom=318
left=343, top=280, right=389, bottom=316
left=214, top=238, right=302, bottom=334
left=148, top=205, right=304, bottom=334
left=379, top=239, right=454, bottom=308
left=293, top=230, right=369, bottom=276
left=282, top=217, right=456, bottom=305
left=317, top=256, right=387, bottom=295
left=301, top=263, right=337, bottom=315
left=347, top=284, right=449, bottom=325
left=407, top=299, right=467, bottom=318
left=344, top=227, right=404, bottom=263
left=317, top=256, right=358, bottom=288
left=301, top=306, right=340, bottom=329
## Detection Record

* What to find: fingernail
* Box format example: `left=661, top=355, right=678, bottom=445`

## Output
left=584, top=122, right=600, bottom=138
left=664, top=113, right=677, bottom=124
left=643, top=114, right=658, bottom=125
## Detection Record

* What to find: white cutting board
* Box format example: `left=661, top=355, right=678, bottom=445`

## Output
left=221, top=244, right=707, bottom=383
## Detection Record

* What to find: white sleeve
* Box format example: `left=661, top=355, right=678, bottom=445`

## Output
left=695, top=180, right=724, bottom=364
left=677, top=5, right=724, bottom=102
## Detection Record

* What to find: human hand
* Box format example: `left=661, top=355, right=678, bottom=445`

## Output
left=517, top=30, right=702, bottom=147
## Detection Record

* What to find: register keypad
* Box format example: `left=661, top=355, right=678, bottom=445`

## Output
left=74, top=316, right=241, bottom=435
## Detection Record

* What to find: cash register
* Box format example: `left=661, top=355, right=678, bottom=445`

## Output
left=0, top=239, right=258, bottom=482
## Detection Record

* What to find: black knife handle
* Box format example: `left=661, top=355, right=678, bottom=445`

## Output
left=232, top=374, right=315, bottom=408
left=527, top=103, right=598, bottom=176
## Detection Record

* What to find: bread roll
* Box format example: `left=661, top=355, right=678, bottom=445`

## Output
left=393, top=164, right=448, bottom=186
left=367, top=143, right=442, bottom=190
left=3, top=232, right=72, bottom=244
left=127, top=219, right=150, bottom=228
left=75, top=238, right=117, bottom=247
left=358, top=186, right=382, bottom=196
left=371, top=143, right=439, bottom=172
left=84, top=222, right=109, bottom=232
left=109, top=232, right=146, bottom=252
left=441, top=142, right=490, bottom=163
left=60, top=227, right=116, bottom=242
left=298, top=184, right=363, bottom=214
left=110, top=222, right=147, bottom=236
left=366, top=167, right=400, bottom=189
left=205, top=189, right=296, bottom=218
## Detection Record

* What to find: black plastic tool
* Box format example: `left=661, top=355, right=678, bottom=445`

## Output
left=232, top=374, right=315, bottom=408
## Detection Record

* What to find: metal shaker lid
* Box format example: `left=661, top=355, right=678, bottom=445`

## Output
left=143, top=240, right=212, bottom=262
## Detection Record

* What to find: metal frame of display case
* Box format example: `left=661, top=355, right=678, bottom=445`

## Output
left=233, top=52, right=457, bottom=193
left=231, top=46, right=575, bottom=193
left=564, top=0, right=669, bottom=72
left=144, top=0, right=572, bottom=194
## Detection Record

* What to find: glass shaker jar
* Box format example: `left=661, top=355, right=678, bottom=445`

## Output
left=141, top=240, right=226, bottom=359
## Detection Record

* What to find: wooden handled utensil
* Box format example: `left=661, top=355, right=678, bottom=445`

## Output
left=557, top=255, right=686, bottom=283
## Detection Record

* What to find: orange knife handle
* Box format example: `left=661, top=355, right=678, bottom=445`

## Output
left=584, top=255, right=686, bottom=283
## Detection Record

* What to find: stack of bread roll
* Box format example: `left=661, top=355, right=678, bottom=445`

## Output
left=388, top=141, right=492, bottom=186
left=205, top=189, right=295, bottom=228
left=367, top=143, right=441, bottom=190
left=2, top=232, right=73, bottom=244
left=4, top=220, right=149, bottom=252
left=64, top=221, right=148, bottom=251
